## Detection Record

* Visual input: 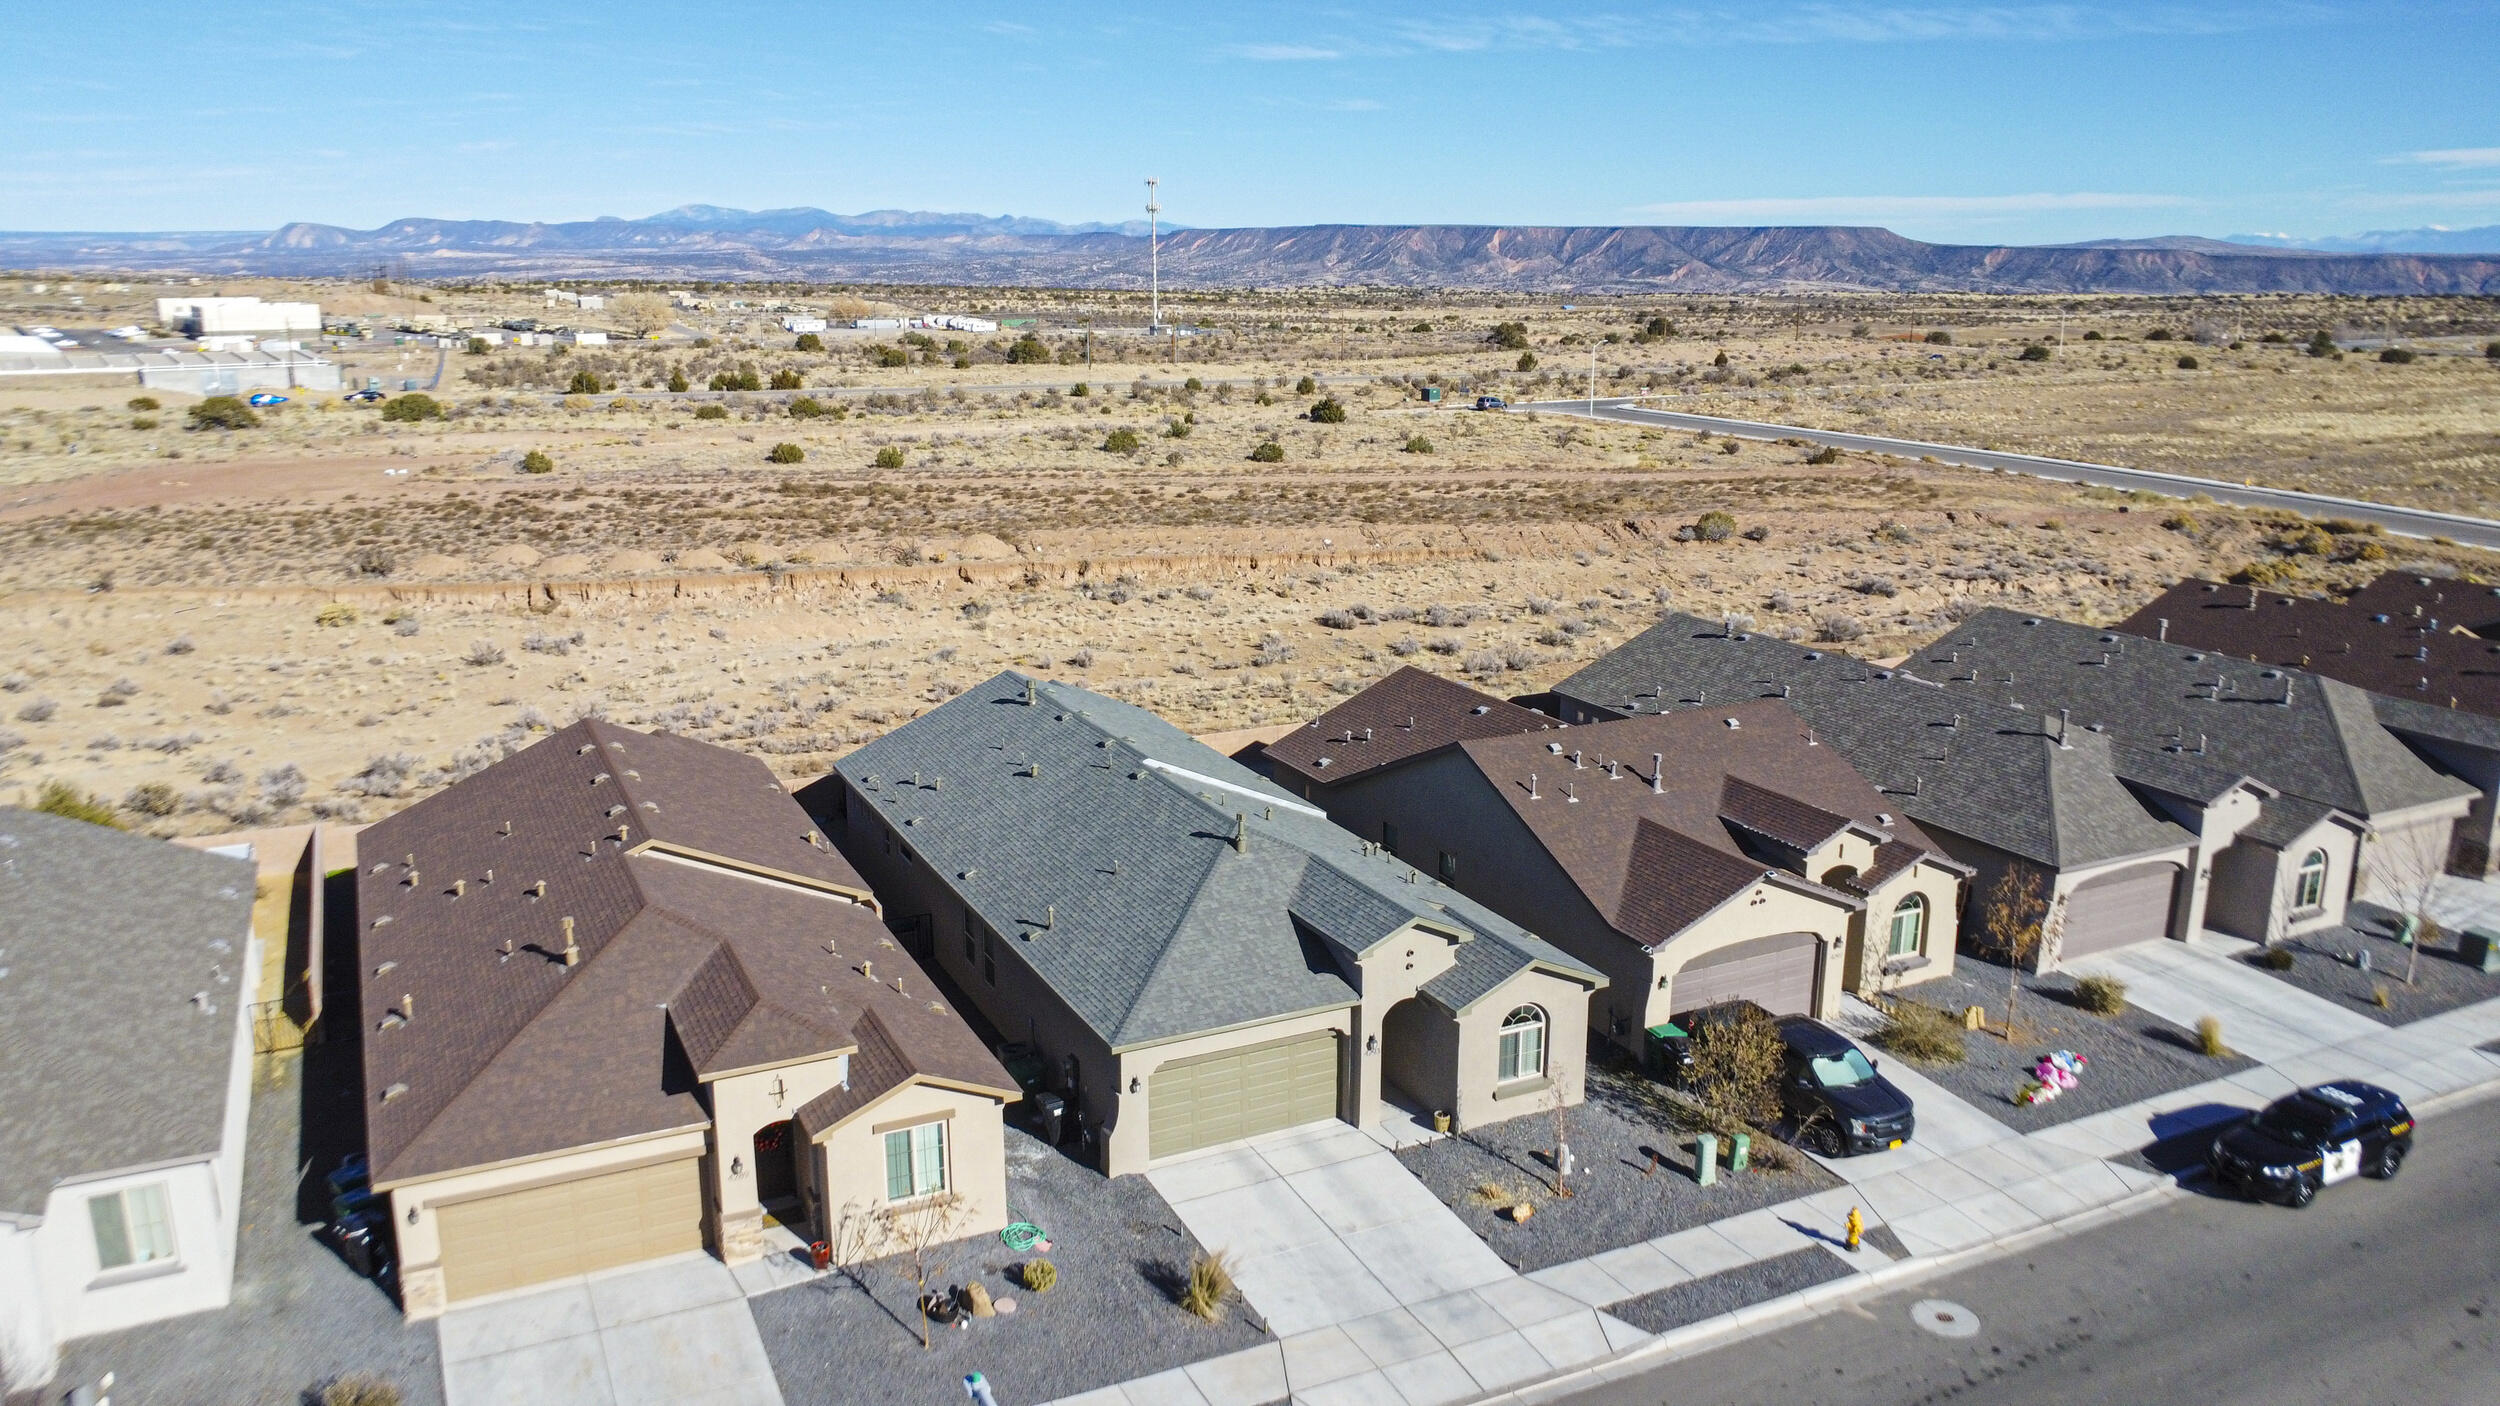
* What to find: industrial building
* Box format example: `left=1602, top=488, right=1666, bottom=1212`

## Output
left=153, top=297, right=322, bottom=337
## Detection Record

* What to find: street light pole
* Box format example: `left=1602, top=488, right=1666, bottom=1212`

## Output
left=1145, top=178, right=1161, bottom=333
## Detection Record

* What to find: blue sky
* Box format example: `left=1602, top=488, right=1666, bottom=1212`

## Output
left=5, top=2, right=2495, bottom=244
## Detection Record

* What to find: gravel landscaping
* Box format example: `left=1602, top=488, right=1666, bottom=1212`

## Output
left=754, top=1126, right=1266, bottom=1406
left=1602, top=1247, right=1855, bottom=1336
left=44, top=1045, right=443, bottom=1406
left=2241, top=903, right=2500, bottom=1026
left=1394, top=1059, right=1843, bottom=1274
left=1869, top=961, right=2256, bottom=1134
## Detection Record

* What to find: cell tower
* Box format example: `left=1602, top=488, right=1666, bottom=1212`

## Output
left=1145, top=178, right=1161, bottom=332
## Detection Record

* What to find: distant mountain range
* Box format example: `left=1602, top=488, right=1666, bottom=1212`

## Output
left=2222, top=224, right=2500, bottom=256
left=2, top=206, right=2494, bottom=295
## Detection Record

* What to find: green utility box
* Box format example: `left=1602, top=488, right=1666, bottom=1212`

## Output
left=2464, top=927, right=2500, bottom=974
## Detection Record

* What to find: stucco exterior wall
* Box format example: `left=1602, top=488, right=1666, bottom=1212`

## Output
left=1442, top=967, right=1593, bottom=1134
left=2353, top=799, right=2475, bottom=907
left=2207, top=820, right=2363, bottom=943
left=1847, top=861, right=1965, bottom=996
left=384, top=1127, right=710, bottom=1321
left=2382, top=729, right=2500, bottom=877
left=706, top=1054, right=849, bottom=1265
left=814, top=1082, right=1008, bottom=1262
left=1116, top=1009, right=1357, bottom=1175
left=1650, top=883, right=1851, bottom=1027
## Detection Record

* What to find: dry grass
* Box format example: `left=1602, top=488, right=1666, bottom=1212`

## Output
left=1179, top=1248, right=1236, bottom=1323
left=1874, top=1001, right=1968, bottom=1063
left=2072, top=974, right=2128, bottom=1016
left=2196, top=1015, right=2231, bottom=1057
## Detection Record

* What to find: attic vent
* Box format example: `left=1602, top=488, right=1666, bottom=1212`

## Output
left=1803, top=651, right=1822, bottom=661
left=1315, top=757, right=1332, bottom=769
left=607, top=804, right=627, bottom=818
left=1471, top=705, right=1490, bottom=715
left=592, top=772, right=611, bottom=786
left=373, top=960, right=397, bottom=976
left=642, top=801, right=659, bottom=811
left=1546, top=741, right=1563, bottom=754
left=1724, top=717, right=1741, bottom=729
left=381, top=1083, right=408, bottom=1102
left=578, top=744, right=595, bottom=755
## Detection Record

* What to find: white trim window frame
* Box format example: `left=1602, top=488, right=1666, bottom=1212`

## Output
left=882, top=1120, right=948, bottom=1202
left=1496, top=1005, right=1546, bottom=1084
left=88, top=1182, right=178, bottom=1274
left=1888, top=893, right=1928, bottom=958
left=2294, top=848, right=2329, bottom=912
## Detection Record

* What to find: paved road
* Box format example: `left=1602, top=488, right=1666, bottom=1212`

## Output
left=1523, top=397, right=2500, bottom=550
left=1560, top=1090, right=2500, bottom=1406
left=551, top=372, right=1374, bottom=408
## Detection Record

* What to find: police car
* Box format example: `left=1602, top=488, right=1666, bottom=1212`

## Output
left=2206, top=1080, right=2413, bottom=1208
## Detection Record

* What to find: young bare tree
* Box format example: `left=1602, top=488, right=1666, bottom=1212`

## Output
left=1981, top=870, right=2060, bottom=1039
left=1543, top=1082, right=1576, bottom=1198
left=884, top=1191, right=969, bottom=1350
left=2369, top=823, right=2453, bottom=987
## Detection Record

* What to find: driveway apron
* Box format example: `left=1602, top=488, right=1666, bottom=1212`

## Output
left=437, top=1251, right=783, bottom=1406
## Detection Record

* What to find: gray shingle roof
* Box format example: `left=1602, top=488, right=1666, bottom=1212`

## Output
left=1554, top=614, right=2198, bottom=868
left=1910, top=608, right=2477, bottom=820
left=0, top=810, right=257, bottom=1218
left=835, top=674, right=1603, bottom=1049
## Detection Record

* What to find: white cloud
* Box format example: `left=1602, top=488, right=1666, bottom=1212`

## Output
left=1229, top=43, right=1343, bottom=60
left=2385, top=147, right=2500, bottom=169
left=1630, top=192, right=2193, bottom=221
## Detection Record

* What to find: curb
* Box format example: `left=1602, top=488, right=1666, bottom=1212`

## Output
left=1471, top=1065, right=2500, bottom=1406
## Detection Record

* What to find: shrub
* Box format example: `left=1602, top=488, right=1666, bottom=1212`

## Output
left=794, top=332, right=824, bottom=352
left=380, top=393, right=444, bottom=422
left=872, top=346, right=909, bottom=368
left=2378, top=347, right=2415, bottom=364
left=1487, top=322, right=1529, bottom=350
left=2162, top=512, right=2197, bottom=533
left=463, top=640, right=506, bottom=666
left=766, top=442, right=806, bottom=464
left=319, top=1374, right=404, bottom=1406
left=2286, top=525, right=2335, bottom=557
left=2306, top=329, right=2335, bottom=357
left=1687, top=1003, right=1786, bottom=1131
left=2256, top=946, right=2296, bottom=971
left=2175, top=355, right=2200, bottom=370
left=1873, top=1002, right=1966, bottom=1063
left=2231, top=558, right=2298, bottom=586
left=692, top=404, right=729, bottom=420
left=350, top=546, right=395, bottom=577
left=770, top=367, right=805, bottom=389
left=166, top=635, right=195, bottom=655
left=1005, top=335, right=1051, bottom=363
left=2017, top=343, right=2051, bottom=362
left=566, top=369, right=603, bottom=395
left=1403, top=434, right=1434, bottom=454
left=2083, top=329, right=2105, bottom=340
left=1850, top=574, right=1899, bottom=597
left=128, top=395, right=159, bottom=411
left=131, top=416, right=158, bottom=429
left=1693, top=510, right=1737, bottom=542
left=1308, top=396, right=1347, bottom=424
left=1805, top=444, right=1840, bottom=465
left=315, top=602, right=359, bottom=628
left=187, top=396, right=258, bottom=430
left=35, top=780, right=121, bottom=828
left=2487, top=341, right=2500, bottom=360
left=1069, top=383, right=1088, bottom=397
left=2072, top=974, right=2127, bottom=1015
left=17, top=698, right=57, bottom=722
left=1815, top=611, right=1866, bottom=642
left=2145, top=327, right=2175, bottom=341
left=1294, top=375, right=1317, bottom=394
left=1247, top=441, right=1285, bottom=463
left=1924, top=330, right=1952, bottom=345
left=519, top=449, right=554, bottom=473
left=1516, top=351, right=1538, bottom=372
left=1021, top=1260, right=1057, bottom=1293
left=667, top=368, right=690, bottom=392
left=1317, top=608, right=1357, bottom=630
left=788, top=396, right=828, bottom=419
left=1180, top=1249, right=1236, bottom=1322
left=2196, top=1015, right=2229, bottom=1057
left=873, top=446, right=906, bottom=469
left=1102, top=427, right=1141, bottom=453
left=124, top=782, right=179, bottom=818
left=1163, top=418, right=1191, bottom=438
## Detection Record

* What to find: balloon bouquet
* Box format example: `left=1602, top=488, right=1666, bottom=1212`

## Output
left=2015, top=1049, right=2088, bottom=1106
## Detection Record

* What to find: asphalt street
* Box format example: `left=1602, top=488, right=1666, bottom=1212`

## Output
left=1560, top=1089, right=2500, bottom=1406
left=1523, top=397, right=2500, bottom=551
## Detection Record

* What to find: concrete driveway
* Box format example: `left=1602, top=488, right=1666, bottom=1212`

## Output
left=2064, top=937, right=2385, bottom=1063
left=437, top=1252, right=783, bottom=1406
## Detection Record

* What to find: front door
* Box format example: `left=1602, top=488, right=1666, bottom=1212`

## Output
left=753, top=1120, right=797, bottom=1204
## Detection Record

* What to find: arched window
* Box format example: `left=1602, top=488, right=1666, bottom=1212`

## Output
left=1497, top=1005, right=1546, bottom=1083
left=1887, top=893, right=1928, bottom=958
left=2295, top=849, right=2329, bottom=910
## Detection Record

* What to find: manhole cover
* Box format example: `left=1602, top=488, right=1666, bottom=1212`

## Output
left=1911, top=1299, right=1980, bottom=1338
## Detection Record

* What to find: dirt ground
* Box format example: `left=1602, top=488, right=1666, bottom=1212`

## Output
left=3, top=278, right=2495, bottom=835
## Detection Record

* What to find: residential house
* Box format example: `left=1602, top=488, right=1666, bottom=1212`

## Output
left=1551, top=614, right=2280, bottom=967
left=2342, top=570, right=2500, bottom=637
left=357, top=721, right=1014, bottom=1320
left=0, top=812, right=258, bottom=1394
left=1263, top=669, right=1970, bottom=1051
left=814, top=673, right=1607, bottom=1174
left=1912, top=608, right=2479, bottom=929
left=2115, top=577, right=2500, bottom=875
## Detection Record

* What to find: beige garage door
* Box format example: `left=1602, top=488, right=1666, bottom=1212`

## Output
left=2060, top=864, right=2179, bottom=961
left=1670, top=932, right=1820, bottom=1018
left=436, top=1157, right=702, bottom=1303
left=1148, top=1030, right=1340, bottom=1160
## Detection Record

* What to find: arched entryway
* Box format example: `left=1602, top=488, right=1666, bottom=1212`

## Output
left=1378, top=997, right=1444, bottom=1115
left=752, top=1119, right=797, bottom=1205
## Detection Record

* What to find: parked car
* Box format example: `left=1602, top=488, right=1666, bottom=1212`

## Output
left=2206, top=1080, right=2412, bottom=1207
left=342, top=388, right=384, bottom=403
left=1473, top=395, right=1508, bottom=411
left=1774, top=1016, right=1916, bottom=1155
left=247, top=392, right=288, bottom=406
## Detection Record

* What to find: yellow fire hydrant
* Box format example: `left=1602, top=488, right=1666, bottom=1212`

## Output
left=1844, top=1206, right=1864, bottom=1254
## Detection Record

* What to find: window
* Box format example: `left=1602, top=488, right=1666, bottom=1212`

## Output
left=883, top=1121, right=948, bottom=1201
left=981, top=924, right=996, bottom=986
left=1381, top=821, right=1399, bottom=855
left=1497, top=1005, right=1546, bottom=1083
left=1887, top=894, right=1928, bottom=958
left=963, top=906, right=977, bottom=965
left=2295, top=849, right=2329, bottom=911
left=1437, top=850, right=1458, bottom=882
left=1807, top=1049, right=1877, bottom=1088
left=89, top=1184, right=176, bottom=1272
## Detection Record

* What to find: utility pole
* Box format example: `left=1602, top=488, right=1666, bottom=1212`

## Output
left=1144, top=178, right=1161, bottom=334
left=1589, top=344, right=1598, bottom=413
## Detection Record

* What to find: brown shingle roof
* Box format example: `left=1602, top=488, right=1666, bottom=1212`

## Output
left=1262, top=667, right=1556, bottom=790
left=2343, top=570, right=2500, bottom=636
left=1450, top=702, right=1950, bottom=949
left=358, top=722, right=1007, bottom=1187
left=2114, top=578, right=2500, bottom=720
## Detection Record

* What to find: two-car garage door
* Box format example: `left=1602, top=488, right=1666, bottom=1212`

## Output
left=1670, top=932, right=1820, bottom=1019
left=2059, top=863, right=2180, bottom=962
left=1148, top=1030, right=1342, bottom=1160
left=435, top=1157, right=703, bottom=1304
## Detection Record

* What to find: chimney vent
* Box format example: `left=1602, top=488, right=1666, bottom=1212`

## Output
left=499, top=820, right=512, bottom=836
left=560, top=917, right=580, bottom=967
left=452, top=879, right=466, bottom=898
left=2056, top=708, right=2072, bottom=748
left=1652, top=754, right=1665, bottom=792
left=1231, top=813, right=1248, bottom=851
left=531, top=880, right=547, bottom=898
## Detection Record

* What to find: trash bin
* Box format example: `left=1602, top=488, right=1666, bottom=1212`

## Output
left=2465, top=927, right=2500, bottom=974
left=1031, top=1092, right=1065, bottom=1147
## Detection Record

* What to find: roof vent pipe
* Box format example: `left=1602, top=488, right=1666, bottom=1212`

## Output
left=1231, top=814, right=1247, bottom=852
left=560, top=917, right=580, bottom=967
left=1529, top=773, right=1540, bottom=800
left=2056, top=708, right=2072, bottom=748
left=1651, top=754, right=1665, bottom=792
left=1024, top=677, right=1037, bottom=705
left=2282, top=679, right=2296, bottom=707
